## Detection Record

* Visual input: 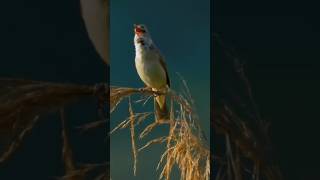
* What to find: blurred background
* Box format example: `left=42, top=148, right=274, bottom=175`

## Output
left=214, top=0, right=320, bottom=179
left=0, top=0, right=106, bottom=179
left=110, top=0, right=210, bottom=179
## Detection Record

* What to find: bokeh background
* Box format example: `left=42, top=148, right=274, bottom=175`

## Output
left=0, top=1, right=106, bottom=179
left=110, top=0, right=210, bottom=179
left=214, top=0, right=320, bottom=178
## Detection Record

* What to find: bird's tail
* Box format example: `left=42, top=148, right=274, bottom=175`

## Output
left=154, top=95, right=169, bottom=121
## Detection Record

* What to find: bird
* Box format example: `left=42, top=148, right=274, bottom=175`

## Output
left=133, top=24, right=170, bottom=121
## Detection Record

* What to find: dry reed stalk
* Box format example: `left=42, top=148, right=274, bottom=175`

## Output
left=213, top=35, right=283, bottom=180
left=110, top=85, right=210, bottom=180
left=0, top=115, right=39, bottom=165
left=157, top=94, right=210, bottom=180
left=214, top=105, right=282, bottom=180
left=59, top=163, right=108, bottom=180
left=0, top=78, right=109, bottom=179
left=110, top=86, right=192, bottom=114
left=77, top=120, right=108, bottom=132
left=128, top=98, right=138, bottom=176
left=60, top=108, right=77, bottom=179
left=109, top=112, right=152, bottom=135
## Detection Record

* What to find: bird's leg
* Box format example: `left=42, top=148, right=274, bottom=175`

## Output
left=138, top=86, right=151, bottom=91
left=138, top=86, right=157, bottom=96
left=153, top=88, right=167, bottom=97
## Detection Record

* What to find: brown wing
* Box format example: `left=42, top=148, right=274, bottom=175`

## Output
left=159, top=55, right=170, bottom=87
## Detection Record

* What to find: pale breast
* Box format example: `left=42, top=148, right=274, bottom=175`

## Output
left=135, top=51, right=167, bottom=89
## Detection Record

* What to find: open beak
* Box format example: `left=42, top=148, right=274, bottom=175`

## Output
left=134, top=25, right=145, bottom=35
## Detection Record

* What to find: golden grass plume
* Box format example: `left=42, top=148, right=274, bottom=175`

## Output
left=110, top=84, right=210, bottom=180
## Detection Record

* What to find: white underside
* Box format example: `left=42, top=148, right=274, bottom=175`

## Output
left=135, top=51, right=167, bottom=89
left=134, top=34, right=168, bottom=110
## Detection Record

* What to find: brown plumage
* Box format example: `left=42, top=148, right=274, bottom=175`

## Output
left=154, top=55, right=170, bottom=120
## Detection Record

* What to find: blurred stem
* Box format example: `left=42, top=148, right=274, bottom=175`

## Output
left=60, top=108, right=76, bottom=174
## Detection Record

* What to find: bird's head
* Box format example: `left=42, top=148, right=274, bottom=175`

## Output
left=134, top=24, right=153, bottom=47
left=134, top=24, right=149, bottom=37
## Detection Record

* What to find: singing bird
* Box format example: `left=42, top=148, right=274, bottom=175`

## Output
left=134, top=24, right=170, bottom=120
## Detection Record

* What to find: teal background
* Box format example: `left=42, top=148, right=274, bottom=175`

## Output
left=110, top=0, right=210, bottom=179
